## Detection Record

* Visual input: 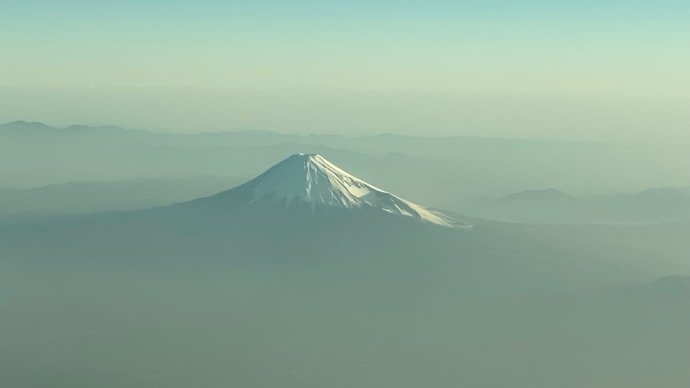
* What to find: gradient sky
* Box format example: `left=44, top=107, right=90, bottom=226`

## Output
left=1, top=0, right=689, bottom=142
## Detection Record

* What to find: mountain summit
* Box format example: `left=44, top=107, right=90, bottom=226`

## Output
left=205, top=153, right=466, bottom=228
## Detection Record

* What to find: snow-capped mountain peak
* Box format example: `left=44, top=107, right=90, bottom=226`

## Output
left=227, top=153, right=465, bottom=228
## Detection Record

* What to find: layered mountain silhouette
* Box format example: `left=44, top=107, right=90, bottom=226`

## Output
left=0, top=154, right=472, bottom=272
left=3, top=153, right=686, bottom=295
left=460, top=187, right=690, bottom=224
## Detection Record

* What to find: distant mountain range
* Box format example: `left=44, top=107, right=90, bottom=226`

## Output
left=459, top=187, right=690, bottom=224
left=0, top=120, right=125, bottom=134
left=0, top=176, right=235, bottom=218
left=2, top=121, right=688, bottom=205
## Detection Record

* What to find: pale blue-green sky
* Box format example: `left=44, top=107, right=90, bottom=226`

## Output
left=1, top=1, right=689, bottom=142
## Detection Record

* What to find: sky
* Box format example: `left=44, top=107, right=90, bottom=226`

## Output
left=1, top=0, right=689, bottom=143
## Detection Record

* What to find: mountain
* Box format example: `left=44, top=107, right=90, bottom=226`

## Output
left=186, top=153, right=466, bottom=228
left=0, top=176, right=236, bottom=218
left=458, top=187, right=690, bottom=224
left=0, top=120, right=56, bottom=132
left=0, top=120, right=127, bottom=136
left=632, top=274, right=690, bottom=298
